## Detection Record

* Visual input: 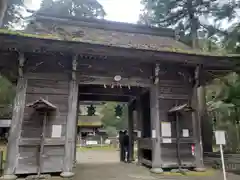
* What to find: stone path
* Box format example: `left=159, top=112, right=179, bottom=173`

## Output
left=76, top=149, right=119, bottom=164
left=54, top=150, right=240, bottom=180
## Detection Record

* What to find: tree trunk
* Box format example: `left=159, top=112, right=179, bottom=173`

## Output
left=0, top=0, right=7, bottom=27
left=187, top=0, right=199, bottom=49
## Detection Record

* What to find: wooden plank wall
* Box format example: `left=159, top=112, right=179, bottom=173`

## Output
left=158, top=70, right=195, bottom=168
left=16, top=73, right=69, bottom=174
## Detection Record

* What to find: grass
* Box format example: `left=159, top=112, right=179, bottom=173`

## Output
left=0, top=142, right=7, bottom=162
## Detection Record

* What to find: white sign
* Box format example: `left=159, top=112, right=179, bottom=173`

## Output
left=215, top=131, right=226, bottom=145
left=152, top=130, right=156, bottom=138
left=137, top=130, right=142, bottom=138
left=182, top=129, right=189, bottom=137
left=162, top=138, right=172, bottom=143
left=161, top=122, right=171, bottom=137
left=86, top=140, right=98, bottom=145
left=51, top=125, right=62, bottom=138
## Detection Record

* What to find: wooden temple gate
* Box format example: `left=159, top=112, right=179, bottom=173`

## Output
left=0, top=15, right=237, bottom=179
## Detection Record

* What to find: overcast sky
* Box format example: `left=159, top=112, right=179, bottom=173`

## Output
left=25, top=0, right=142, bottom=23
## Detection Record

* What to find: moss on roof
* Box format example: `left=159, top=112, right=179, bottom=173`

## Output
left=0, top=28, right=239, bottom=58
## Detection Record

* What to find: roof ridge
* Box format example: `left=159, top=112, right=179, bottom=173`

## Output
left=28, top=11, right=176, bottom=38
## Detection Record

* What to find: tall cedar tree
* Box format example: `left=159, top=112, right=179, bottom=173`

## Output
left=1, top=0, right=106, bottom=28
left=211, top=1, right=240, bottom=53
left=139, top=0, right=218, bottom=48
left=37, top=0, right=105, bottom=19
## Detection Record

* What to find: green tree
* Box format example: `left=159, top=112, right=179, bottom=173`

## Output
left=206, top=73, right=240, bottom=152
left=211, top=1, right=240, bottom=53
left=0, top=0, right=8, bottom=27
left=100, top=102, right=128, bottom=131
left=36, top=0, right=105, bottom=19
left=0, top=0, right=26, bottom=28
left=139, top=0, right=218, bottom=48
left=0, top=75, right=15, bottom=118
left=1, top=0, right=106, bottom=29
left=222, top=23, right=240, bottom=53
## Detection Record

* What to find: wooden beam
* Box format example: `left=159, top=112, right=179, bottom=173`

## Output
left=136, top=96, right=143, bottom=165
left=77, top=74, right=151, bottom=87
left=0, top=34, right=236, bottom=69
left=78, top=85, right=144, bottom=97
left=79, top=94, right=130, bottom=102
left=191, top=65, right=205, bottom=171
left=3, top=53, right=27, bottom=179
left=150, top=64, right=163, bottom=173
left=128, top=102, right=134, bottom=162
left=61, top=55, right=79, bottom=178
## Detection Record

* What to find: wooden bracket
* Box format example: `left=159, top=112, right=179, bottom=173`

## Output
left=194, top=65, right=205, bottom=87
left=154, top=64, right=160, bottom=85
left=18, top=52, right=25, bottom=77
left=72, top=54, right=78, bottom=81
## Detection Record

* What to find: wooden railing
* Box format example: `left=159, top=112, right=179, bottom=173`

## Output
left=204, top=152, right=240, bottom=171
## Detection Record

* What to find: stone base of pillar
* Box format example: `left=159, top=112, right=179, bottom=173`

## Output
left=194, top=167, right=206, bottom=172
left=136, top=159, right=142, bottom=166
left=150, top=168, right=163, bottom=174
left=60, top=172, right=75, bottom=178
left=73, top=160, right=77, bottom=168
left=1, top=174, right=18, bottom=180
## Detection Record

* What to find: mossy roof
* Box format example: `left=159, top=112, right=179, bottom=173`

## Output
left=0, top=26, right=238, bottom=58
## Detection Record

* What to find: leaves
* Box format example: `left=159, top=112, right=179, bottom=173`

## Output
left=2, top=0, right=106, bottom=29
left=139, top=0, right=240, bottom=51
left=100, top=102, right=128, bottom=131
left=1, top=0, right=26, bottom=28
left=38, top=0, right=106, bottom=19
left=0, top=75, right=15, bottom=118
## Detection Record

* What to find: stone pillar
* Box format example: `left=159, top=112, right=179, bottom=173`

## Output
left=150, top=64, right=163, bottom=173
left=192, top=66, right=205, bottom=171
left=2, top=53, right=27, bottom=180
left=128, top=102, right=134, bottom=162
left=61, top=55, right=79, bottom=178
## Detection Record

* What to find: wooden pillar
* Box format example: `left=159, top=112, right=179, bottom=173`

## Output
left=198, top=85, right=213, bottom=152
left=128, top=102, right=134, bottom=162
left=150, top=64, right=163, bottom=173
left=192, top=65, right=205, bottom=171
left=73, top=102, right=79, bottom=167
left=136, top=97, right=143, bottom=164
left=61, top=55, right=79, bottom=178
left=3, top=53, right=27, bottom=180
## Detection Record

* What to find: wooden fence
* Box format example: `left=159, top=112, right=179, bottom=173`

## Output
left=204, top=152, right=240, bottom=172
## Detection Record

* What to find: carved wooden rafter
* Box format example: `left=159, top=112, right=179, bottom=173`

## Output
left=18, top=52, right=25, bottom=77
left=194, top=65, right=204, bottom=87
left=154, top=64, right=160, bottom=85
left=72, top=54, right=78, bottom=81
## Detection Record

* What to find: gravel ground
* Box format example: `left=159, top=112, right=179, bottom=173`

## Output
left=55, top=150, right=240, bottom=180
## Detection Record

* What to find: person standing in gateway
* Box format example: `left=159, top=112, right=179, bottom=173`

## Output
left=118, top=130, right=125, bottom=162
left=123, top=130, right=129, bottom=162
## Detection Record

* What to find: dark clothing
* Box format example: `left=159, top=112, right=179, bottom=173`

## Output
left=120, top=144, right=125, bottom=161
left=123, top=134, right=129, bottom=147
left=119, top=132, right=125, bottom=161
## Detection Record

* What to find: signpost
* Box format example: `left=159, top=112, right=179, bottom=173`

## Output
left=215, top=130, right=227, bottom=180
